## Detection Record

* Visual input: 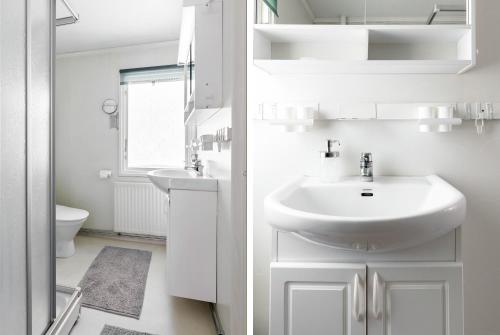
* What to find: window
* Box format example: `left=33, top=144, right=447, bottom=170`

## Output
left=119, top=66, right=185, bottom=176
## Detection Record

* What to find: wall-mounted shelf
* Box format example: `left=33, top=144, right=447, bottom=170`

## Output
left=267, top=119, right=314, bottom=126
left=253, top=24, right=475, bottom=75
left=267, top=119, right=314, bottom=132
left=254, top=59, right=472, bottom=75
left=418, top=118, right=463, bottom=126
left=255, top=101, right=499, bottom=134
left=255, top=24, right=471, bottom=44
left=256, top=102, right=318, bottom=132
left=418, top=117, right=463, bottom=133
left=255, top=102, right=500, bottom=121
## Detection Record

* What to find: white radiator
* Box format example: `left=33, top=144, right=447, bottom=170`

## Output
left=114, top=182, right=168, bottom=237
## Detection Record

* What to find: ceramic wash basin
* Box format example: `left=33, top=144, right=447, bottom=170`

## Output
left=265, top=175, right=466, bottom=252
left=147, top=169, right=217, bottom=193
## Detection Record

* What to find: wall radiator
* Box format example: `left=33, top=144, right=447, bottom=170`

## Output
left=114, top=182, right=168, bottom=237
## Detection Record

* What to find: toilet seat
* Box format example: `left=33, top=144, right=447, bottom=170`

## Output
left=56, top=205, right=89, bottom=223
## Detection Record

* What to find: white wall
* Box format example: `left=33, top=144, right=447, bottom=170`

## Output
left=55, top=42, right=179, bottom=230
left=197, top=108, right=233, bottom=329
left=251, top=1, right=500, bottom=335
left=194, top=0, right=246, bottom=334
left=197, top=8, right=233, bottom=335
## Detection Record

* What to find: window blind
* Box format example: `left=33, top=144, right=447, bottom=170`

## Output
left=120, top=65, right=184, bottom=85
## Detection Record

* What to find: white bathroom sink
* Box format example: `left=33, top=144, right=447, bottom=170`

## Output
left=147, top=169, right=217, bottom=193
left=265, top=175, right=466, bottom=252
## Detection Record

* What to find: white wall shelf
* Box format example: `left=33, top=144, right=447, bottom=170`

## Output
left=267, top=119, right=314, bottom=132
left=254, top=24, right=475, bottom=75
left=255, top=102, right=500, bottom=121
left=254, top=24, right=371, bottom=43
left=254, top=59, right=472, bottom=75
left=255, top=24, right=471, bottom=44
left=267, top=119, right=314, bottom=126
left=418, top=118, right=463, bottom=126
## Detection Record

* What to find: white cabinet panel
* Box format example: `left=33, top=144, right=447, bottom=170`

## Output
left=288, top=283, right=347, bottom=334
left=367, top=263, right=463, bottom=335
left=193, top=1, right=222, bottom=110
left=276, top=231, right=456, bottom=263
left=168, top=189, right=217, bottom=302
left=179, top=1, right=223, bottom=115
left=270, top=262, right=366, bottom=335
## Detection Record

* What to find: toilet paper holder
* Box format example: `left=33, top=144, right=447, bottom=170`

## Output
left=99, top=170, right=112, bottom=179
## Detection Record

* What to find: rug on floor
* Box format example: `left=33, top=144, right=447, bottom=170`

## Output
left=79, top=246, right=152, bottom=319
left=100, top=325, right=156, bottom=335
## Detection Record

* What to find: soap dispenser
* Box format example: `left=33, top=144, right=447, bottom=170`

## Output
left=320, top=139, right=341, bottom=182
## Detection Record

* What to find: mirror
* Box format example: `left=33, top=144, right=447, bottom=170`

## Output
left=256, top=0, right=468, bottom=25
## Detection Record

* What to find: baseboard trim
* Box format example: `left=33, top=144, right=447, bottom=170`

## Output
left=78, top=228, right=166, bottom=245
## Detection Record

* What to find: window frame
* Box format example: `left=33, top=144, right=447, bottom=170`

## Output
left=118, top=65, right=186, bottom=177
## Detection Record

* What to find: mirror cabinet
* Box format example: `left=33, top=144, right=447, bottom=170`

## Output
left=253, top=0, right=475, bottom=74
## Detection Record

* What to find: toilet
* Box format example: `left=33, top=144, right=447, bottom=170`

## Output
left=56, top=205, right=89, bottom=258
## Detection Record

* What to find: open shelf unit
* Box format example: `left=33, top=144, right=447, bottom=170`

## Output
left=254, top=24, right=475, bottom=74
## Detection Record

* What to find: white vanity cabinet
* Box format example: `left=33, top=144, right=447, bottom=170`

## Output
left=266, top=173, right=466, bottom=335
left=146, top=169, right=218, bottom=303
left=271, top=261, right=463, bottom=335
left=167, top=189, right=217, bottom=303
left=367, top=264, right=463, bottom=335
left=270, top=263, right=367, bottom=335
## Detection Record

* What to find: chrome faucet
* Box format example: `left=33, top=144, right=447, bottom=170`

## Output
left=360, top=153, right=373, bottom=182
left=186, top=153, right=204, bottom=176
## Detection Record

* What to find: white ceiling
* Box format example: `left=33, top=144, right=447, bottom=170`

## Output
left=56, top=0, right=182, bottom=54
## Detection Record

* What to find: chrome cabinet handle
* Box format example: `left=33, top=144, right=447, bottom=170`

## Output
left=372, top=272, right=384, bottom=320
left=353, top=273, right=366, bottom=321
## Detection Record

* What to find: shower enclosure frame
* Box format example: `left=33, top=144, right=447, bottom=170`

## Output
left=50, top=0, right=58, bottom=324
left=0, top=0, right=56, bottom=333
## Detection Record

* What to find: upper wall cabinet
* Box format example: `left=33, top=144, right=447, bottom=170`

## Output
left=253, top=0, right=476, bottom=74
left=179, top=0, right=223, bottom=124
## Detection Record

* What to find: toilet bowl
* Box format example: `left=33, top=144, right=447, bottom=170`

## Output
left=56, top=205, right=89, bottom=258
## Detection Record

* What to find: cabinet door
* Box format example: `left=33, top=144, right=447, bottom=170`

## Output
left=168, top=190, right=217, bottom=302
left=367, top=263, right=463, bottom=335
left=270, top=262, right=366, bottom=335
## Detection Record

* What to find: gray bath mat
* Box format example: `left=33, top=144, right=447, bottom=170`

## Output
left=101, top=325, right=156, bottom=335
left=79, top=246, right=152, bottom=319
